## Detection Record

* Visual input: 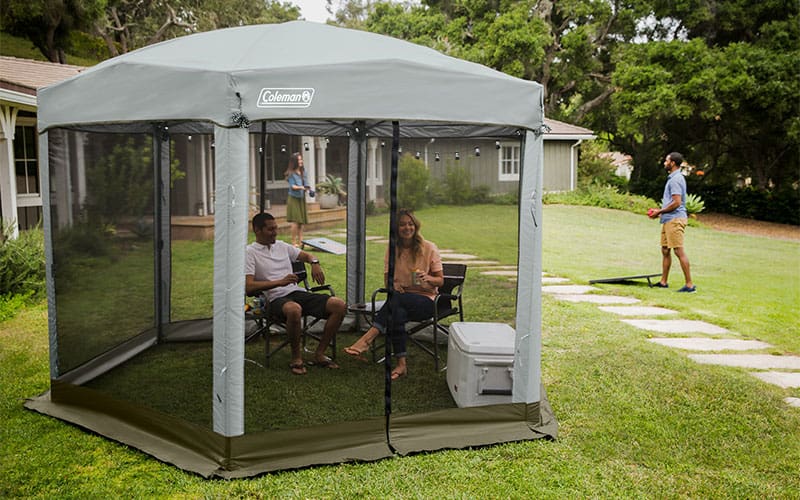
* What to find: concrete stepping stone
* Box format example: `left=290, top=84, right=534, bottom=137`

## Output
left=542, top=277, right=570, bottom=284
left=459, top=261, right=503, bottom=266
left=439, top=253, right=479, bottom=260
left=365, top=235, right=383, bottom=241
left=750, top=371, right=800, bottom=388
left=647, top=338, right=772, bottom=351
left=481, top=270, right=518, bottom=277
left=542, top=285, right=600, bottom=294
left=785, top=397, right=800, bottom=408
left=553, top=294, right=641, bottom=304
left=688, top=354, right=800, bottom=370
left=599, top=306, right=677, bottom=316
left=622, top=319, right=729, bottom=334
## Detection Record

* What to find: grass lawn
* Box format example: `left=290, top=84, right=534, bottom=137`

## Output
left=2, top=204, right=798, bottom=498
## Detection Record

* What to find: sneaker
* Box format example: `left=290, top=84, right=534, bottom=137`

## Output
left=652, top=282, right=669, bottom=288
left=677, top=285, right=696, bottom=293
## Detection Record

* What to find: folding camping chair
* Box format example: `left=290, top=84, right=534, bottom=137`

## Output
left=245, top=261, right=337, bottom=366
left=368, top=262, right=467, bottom=370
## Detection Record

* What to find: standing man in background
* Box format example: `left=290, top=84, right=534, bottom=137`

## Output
left=649, top=152, right=696, bottom=293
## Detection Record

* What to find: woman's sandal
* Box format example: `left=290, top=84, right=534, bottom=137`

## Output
left=390, top=368, right=408, bottom=381
left=343, top=342, right=372, bottom=362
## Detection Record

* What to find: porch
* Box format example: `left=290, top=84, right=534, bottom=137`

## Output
left=170, top=203, right=347, bottom=240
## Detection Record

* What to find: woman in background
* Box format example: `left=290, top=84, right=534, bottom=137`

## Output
left=284, top=152, right=311, bottom=247
left=344, top=209, right=444, bottom=380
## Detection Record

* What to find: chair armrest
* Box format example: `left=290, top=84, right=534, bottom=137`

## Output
left=309, top=284, right=335, bottom=296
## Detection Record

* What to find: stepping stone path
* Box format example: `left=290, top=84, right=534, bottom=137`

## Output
left=648, top=338, right=772, bottom=351
left=358, top=231, right=799, bottom=408
left=599, top=306, right=677, bottom=316
left=621, top=319, right=730, bottom=335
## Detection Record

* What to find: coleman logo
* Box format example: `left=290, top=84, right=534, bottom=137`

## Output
left=256, top=88, right=315, bottom=108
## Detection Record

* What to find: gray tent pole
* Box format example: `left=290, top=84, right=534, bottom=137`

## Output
left=346, top=122, right=367, bottom=304
left=211, top=125, right=248, bottom=436
left=513, top=130, right=544, bottom=403
left=39, top=130, right=59, bottom=379
left=154, top=125, right=171, bottom=341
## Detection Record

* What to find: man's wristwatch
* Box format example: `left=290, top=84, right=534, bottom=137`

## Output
left=310, top=259, right=320, bottom=265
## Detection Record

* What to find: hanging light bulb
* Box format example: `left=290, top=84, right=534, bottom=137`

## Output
left=495, top=140, right=501, bottom=150
left=280, top=144, right=287, bottom=153
left=435, top=152, right=440, bottom=161
left=415, top=151, right=421, bottom=159
left=304, top=142, right=309, bottom=151
left=381, top=141, right=385, bottom=148
left=455, top=152, right=460, bottom=160
left=474, top=146, right=480, bottom=157
left=398, top=145, right=403, bottom=153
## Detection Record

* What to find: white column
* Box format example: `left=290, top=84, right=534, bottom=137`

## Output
left=302, top=135, right=316, bottom=198
left=0, top=105, right=19, bottom=238
left=316, top=136, right=328, bottom=180
left=367, top=138, right=378, bottom=202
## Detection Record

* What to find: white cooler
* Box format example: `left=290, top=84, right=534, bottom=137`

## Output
left=447, top=322, right=515, bottom=408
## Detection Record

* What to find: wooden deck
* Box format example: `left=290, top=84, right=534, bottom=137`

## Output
left=171, top=203, right=346, bottom=240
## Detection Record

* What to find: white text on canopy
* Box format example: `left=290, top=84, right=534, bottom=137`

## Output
left=256, top=88, right=315, bottom=108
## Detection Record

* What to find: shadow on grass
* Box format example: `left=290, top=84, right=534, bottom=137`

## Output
left=84, top=331, right=457, bottom=433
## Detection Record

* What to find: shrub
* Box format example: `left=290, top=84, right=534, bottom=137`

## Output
left=544, top=182, right=656, bottom=214
left=490, top=191, right=519, bottom=205
left=685, top=193, right=705, bottom=215
left=442, top=165, right=473, bottom=205
left=398, top=154, right=430, bottom=210
left=0, top=224, right=45, bottom=302
left=578, top=141, right=628, bottom=190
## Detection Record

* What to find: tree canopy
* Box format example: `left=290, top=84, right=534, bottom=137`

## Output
left=2, top=0, right=797, bottom=207
left=331, top=0, right=799, bottom=198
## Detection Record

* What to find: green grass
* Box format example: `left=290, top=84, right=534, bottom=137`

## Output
left=2, top=204, right=799, bottom=497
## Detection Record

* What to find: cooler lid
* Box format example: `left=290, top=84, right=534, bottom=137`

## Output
left=449, top=322, right=516, bottom=355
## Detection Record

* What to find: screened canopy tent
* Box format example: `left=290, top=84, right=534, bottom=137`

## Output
left=26, top=21, right=556, bottom=477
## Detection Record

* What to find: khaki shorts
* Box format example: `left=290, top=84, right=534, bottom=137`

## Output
left=661, top=218, right=687, bottom=248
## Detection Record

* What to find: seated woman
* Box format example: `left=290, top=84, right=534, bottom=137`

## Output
left=344, top=209, right=444, bottom=380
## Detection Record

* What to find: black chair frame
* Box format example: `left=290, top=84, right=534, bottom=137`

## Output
left=246, top=261, right=336, bottom=366
left=369, top=262, right=466, bottom=370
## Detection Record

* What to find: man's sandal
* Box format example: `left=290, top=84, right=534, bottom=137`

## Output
left=289, top=362, right=307, bottom=375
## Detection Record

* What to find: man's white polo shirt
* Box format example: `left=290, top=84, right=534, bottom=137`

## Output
left=245, top=240, right=303, bottom=301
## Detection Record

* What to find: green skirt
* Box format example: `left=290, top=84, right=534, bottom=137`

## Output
left=286, top=195, right=308, bottom=224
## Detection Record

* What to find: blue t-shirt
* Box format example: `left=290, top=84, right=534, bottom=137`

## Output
left=287, top=172, right=306, bottom=199
left=660, top=170, right=688, bottom=223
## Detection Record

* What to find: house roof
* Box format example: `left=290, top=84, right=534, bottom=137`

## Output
left=543, top=117, right=595, bottom=140
left=0, top=56, right=84, bottom=95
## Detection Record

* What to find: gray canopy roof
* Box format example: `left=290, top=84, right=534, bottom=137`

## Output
left=38, top=21, right=543, bottom=132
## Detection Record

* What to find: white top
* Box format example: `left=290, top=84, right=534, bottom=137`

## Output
left=245, top=240, right=303, bottom=301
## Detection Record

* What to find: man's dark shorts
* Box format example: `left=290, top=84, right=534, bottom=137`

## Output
left=268, top=291, right=330, bottom=321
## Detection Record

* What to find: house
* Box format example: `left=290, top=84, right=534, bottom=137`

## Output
left=0, top=55, right=594, bottom=237
left=0, top=56, right=83, bottom=238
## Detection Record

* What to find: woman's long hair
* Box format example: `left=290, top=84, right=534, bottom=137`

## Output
left=395, top=208, right=424, bottom=260
left=283, top=152, right=303, bottom=179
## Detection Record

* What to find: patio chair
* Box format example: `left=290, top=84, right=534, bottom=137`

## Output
left=368, top=262, right=467, bottom=370
left=245, top=260, right=337, bottom=366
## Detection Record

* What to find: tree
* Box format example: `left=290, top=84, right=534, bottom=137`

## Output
left=93, top=0, right=300, bottom=58
left=0, top=0, right=106, bottom=63
left=608, top=6, right=799, bottom=195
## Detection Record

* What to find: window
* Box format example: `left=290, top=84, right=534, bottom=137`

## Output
left=14, top=124, right=39, bottom=196
left=498, top=142, right=520, bottom=181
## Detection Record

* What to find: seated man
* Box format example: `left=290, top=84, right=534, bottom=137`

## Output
left=245, top=212, right=345, bottom=375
